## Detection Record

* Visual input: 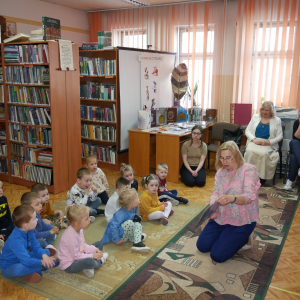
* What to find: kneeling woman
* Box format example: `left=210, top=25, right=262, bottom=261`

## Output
left=196, top=141, right=260, bottom=263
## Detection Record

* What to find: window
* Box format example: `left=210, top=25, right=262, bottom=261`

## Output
left=179, top=26, right=214, bottom=108
left=114, top=29, right=147, bottom=49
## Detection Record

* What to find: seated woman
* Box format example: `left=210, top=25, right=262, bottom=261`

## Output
left=196, top=141, right=260, bottom=263
left=244, top=101, right=283, bottom=186
left=180, top=125, right=207, bottom=187
left=284, top=117, right=300, bottom=190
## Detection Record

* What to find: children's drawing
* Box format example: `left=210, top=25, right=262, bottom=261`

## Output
left=152, top=66, right=158, bottom=76
left=144, top=67, right=149, bottom=79
left=143, top=105, right=148, bottom=110
left=151, top=98, right=156, bottom=110
left=153, top=81, right=157, bottom=93
left=146, top=86, right=149, bottom=101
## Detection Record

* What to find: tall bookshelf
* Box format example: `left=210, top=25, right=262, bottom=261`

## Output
left=79, top=48, right=123, bottom=170
left=0, top=41, right=81, bottom=194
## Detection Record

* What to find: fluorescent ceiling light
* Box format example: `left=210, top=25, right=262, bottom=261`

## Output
left=122, top=0, right=149, bottom=6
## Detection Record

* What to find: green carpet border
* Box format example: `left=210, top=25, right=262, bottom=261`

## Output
left=254, top=186, right=300, bottom=300
left=104, top=203, right=209, bottom=300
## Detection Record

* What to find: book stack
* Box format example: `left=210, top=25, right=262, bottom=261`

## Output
left=29, top=28, right=43, bottom=42
left=81, top=42, right=98, bottom=50
left=0, top=158, right=8, bottom=174
left=79, top=57, right=116, bottom=76
left=24, top=164, right=53, bottom=185
left=4, top=45, right=20, bottom=63
left=0, top=104, right=5, bottom=121
left=81, top=143, right=116, bottom=164
left=98, top=31, right=113, bottom=50
left=8, top=106, right=51, bottom=125
left=5, top=66, right=49, bottom=85
left=81, top=124, right=116, bottom=142
left=0, top=141, right=7, bottom=157
left=80, top=105, right=116, bottom=123
left=7, top=86, right=50, bottom=105
left=37, top=151, right=53, bottom=166
left=0, top=130, right=6, bottom=140
left=80, top=82, right=116, bottom=100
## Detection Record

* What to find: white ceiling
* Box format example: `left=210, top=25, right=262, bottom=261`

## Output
left=39, top=0, right=194, bottom=11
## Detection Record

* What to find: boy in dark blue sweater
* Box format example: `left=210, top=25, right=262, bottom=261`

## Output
left=0, top=181, right=14, bottom=248
left=21, top=192, right=59, bottom=256
left=0, top=205, right=58, bottom=283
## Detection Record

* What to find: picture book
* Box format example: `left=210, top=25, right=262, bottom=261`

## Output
left=167, top=107, right=177, bottom=123
left=177, top=106, right=187, bottom=123
left=138, top=110, right=151, bottom=130
left=230, top=103, right=252, bottom=126
left=204, top=109, right=217, bottom=123
left=156, top=108, right=167, bottom=126
left=42, top=17, right=61, bottom=41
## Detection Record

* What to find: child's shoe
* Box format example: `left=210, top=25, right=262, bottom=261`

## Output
left=46, top=244, right=57, bottom=256
left=178, top=197, right=190, bottom=204
left=82, top=268, right=95, bottom=278
left=160, top=216, right=168, bottom=225
left=100, top=252, right=109, bottom=265
left=169, top=209, right=174, bottom=216
left=96, top=209, right=105, bottom=216
left=131, top=242, right=151, bottom=253
left=90, top=216, right=96, bottom=223
left=22, top=273, right=41, bottom=283
left=284, top=179, right=294, bottom=191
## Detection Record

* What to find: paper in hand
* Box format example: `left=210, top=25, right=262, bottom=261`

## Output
left=196, top=202, right=219, bottom=226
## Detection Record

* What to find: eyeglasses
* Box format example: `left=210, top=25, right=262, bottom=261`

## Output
left=192, top=132, right=202, bottom=136
left=220, top=157, right=234, bottom=162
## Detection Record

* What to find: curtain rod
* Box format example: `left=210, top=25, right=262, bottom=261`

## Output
left=86, top=0, right=221, bottom=12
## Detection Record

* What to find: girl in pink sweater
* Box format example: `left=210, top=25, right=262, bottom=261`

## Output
left=57, top=205, right=108, bottom=278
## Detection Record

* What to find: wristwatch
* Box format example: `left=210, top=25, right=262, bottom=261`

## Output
left=232, top=196, right=237, bottom=203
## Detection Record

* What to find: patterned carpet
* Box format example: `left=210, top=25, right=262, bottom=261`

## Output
left=0, top=190, right=206, bottom=300
left=106, top=183, right=300, bottom=300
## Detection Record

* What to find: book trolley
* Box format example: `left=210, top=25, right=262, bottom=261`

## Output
left=0, top=41, right=81, bottom=193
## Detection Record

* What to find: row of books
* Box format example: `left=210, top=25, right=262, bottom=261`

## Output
left=8, top=105, right=51, bottom=126
left=0, top=130, right=6, bottom=140
left=7, top=86, right=50, bottom=105
left=81, top=124, right=117, bottom=142
left=0, top=158, right=8, bottom=174
left=81, top=143, right=116, bottom=165
left=0, top=104, right=5, bottom=121
left=3, top=44, right=49, bottom=64
left=9, top=124, right=52, bottom=146
left=79, top=57, right=116, bottom=76
left=5, top=66, right=49, bottom=85
left=24, top=164, right=53, bottom=185
left=0, top=85, right=4, bottom=103
left=81, top=105, right=116, bottom=123
left=80, top=82, right=116, bottom=101
left=0, top=67, right=2, bottom=83
left=81, top=42, right=98, bottom=51
left=11, top=160, right=23, bottom=177
left=188, top=108, right=202, bottom=122
left=0, top=141, right=7, bottom=157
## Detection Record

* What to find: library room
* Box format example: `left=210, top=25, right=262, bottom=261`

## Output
left=0, top=0, right=300, bottom=299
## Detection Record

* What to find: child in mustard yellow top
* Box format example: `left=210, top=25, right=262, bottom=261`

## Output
left=139, top=174, right=173, bottom=226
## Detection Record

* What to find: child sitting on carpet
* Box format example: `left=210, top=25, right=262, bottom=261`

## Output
left=0, top=205, right=58, bottom=283
left=66, top=168, right=104, bottom=222
left=85, top=155, right=110, bottom=205
left=57, top=205, right=108, bottom=279
left=21, top=192, right=59, bottom=255
left=105, top=177, right=130, bottom=223
left=101, top=189, right=151, bottom=253
left=120, top=163, right=138, bottom=191
left=31, top=183, right=65, bottom=229
left=140, top=174, right=174, bottom=226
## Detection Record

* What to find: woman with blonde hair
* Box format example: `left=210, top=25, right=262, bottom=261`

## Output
left=244, top=101, right=283, bottom=186
left=196, top=141, right=260, bottom=263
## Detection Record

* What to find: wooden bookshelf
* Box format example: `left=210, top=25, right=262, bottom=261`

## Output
left=79, top=48, right=123, bottom=170
left=0, top=41, right=81, bottom=193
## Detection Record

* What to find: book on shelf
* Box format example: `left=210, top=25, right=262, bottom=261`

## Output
left=0, top=66, right=3, bottom=83
left=4, top=33, right=30, bottom=43
left=31, top=28, right=43, bottom=36
left=10, top=160, right=23, bottom=177
left=37, top=151, right=53, bottom=166
left=7, top=86, right=50, bottom=105
left=28, top=35, right=44, bottom=42
left=42, top=16, right=61, bottom=41
left=98, top=31, right=112, bottom=50
left=81, top=42, right=98, bottom=51
left=80, top=104, right=116, bottom=123
left=81, top=123, right=116, bottom=142
left=80, top=82, right=116, bottom=100
left=230, top=103, right=252, bottom=127
left=0, top=141, right=7, bottom=157
left=0, top=85, right=3, bottom=103
left=24, top=164, right=53, bottom=185
left=5, top=65, right=49, bottom=85
left=0, top=158, right=8, bottom=174
left=0, top=130, right=6, bottom=140
left=4, top=44, right=49, bottom=64
left=81, top=142, right=116, bottom=164
left=79, top=57, right=116, bottom=76
left=0, top=104, right=5, bottom=120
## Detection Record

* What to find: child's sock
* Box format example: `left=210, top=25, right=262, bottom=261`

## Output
left=100, top=252, right=109, bottom=265
left=41, top=259, right=59, bottom=271
left=22, top=273, right=42, bottom=283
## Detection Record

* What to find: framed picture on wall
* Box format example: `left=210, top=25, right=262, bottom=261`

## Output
left=6, top=21, right=17, bottom=37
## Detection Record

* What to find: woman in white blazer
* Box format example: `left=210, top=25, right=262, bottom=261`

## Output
left=245, top=101, right=283, bottom=185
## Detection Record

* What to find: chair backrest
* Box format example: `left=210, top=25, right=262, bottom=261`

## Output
left=211, top=123, right=240, bottom=142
